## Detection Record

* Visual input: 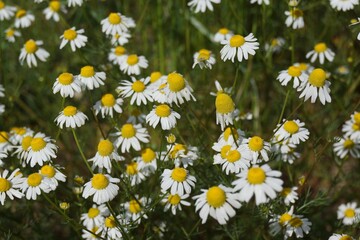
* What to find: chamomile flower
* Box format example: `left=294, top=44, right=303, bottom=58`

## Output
left=110, top=32, right=131, bottom=46
left=14, top=9, right=35, bottom=28
left=192, top=49, right=216, bottom=69
left=294, top=62, right=314, bottom=75
left=108, top=46, right=127, bottom=65
left=0, top=131, right=11, bottom=152
left=9, top=127, right=33, bottom=145
left=277, top=65, right=308, bottom=88
left=19, top=40, right=50, bottom=68
left=0, top=168, right=24, bottom=205
left=136, top=148, right=158, bottom=174
left=330, top=0, right=359, bottom=11
left=306, top=42, right=335, bottom=64
left=242, top=136, right=271, bottom=163
left=81, top=227, right=102, bottom=240
left=193, top=185, right=242, bottom=224
left=285, top=215, right=312, bottom=239
left=82, top=174, right=120, bottom=204
left=68, top=0, right=83, bottom=7
left=232, top=164, right=283, bottom=205
left=265, top=37, right=286, bottom=53
left=88, top=139, right=123, bottom=173
left=93, top=93, right=123, bottom=118
left=21, top=172, right=52, bottom=200
left=187, top=0, right=221, bottom=13
left=285, top=8, right=304, bottom=29
left=101, top=215, right=127, bottom=239
left=342, top=112, right=360, bottom=140
left=53, top=72, right=82, bottom=98
left=274, top=119, right=310, bottom=145
left=161, top=167, right=196, bottom=196
left=350, top=18, right=360, bottom=41
left=26, top=132, right=58, bottom=167
left=167, top=143, right=199, bottom=168
left=55, top=106, right=88, bottom=129
left=333, top=137, right=360, bottom=159
left=117, top=77, right=153, bottom=106
left=123, top=161, right=147, bottom=186
left=214, top=81, right=235, bottom=130
left=220, top=33, right=259, bottom=62
left=269, top=206, right=294, bottom=236
left=298, top=68, right=331, bottom=105
left=120, top=54, right=148, bottom=75
left=281, top=187, right=299, bottom=205
left=146, top=104, right=181, bottom=130
left=337, top=202, right=360, bottom=225
left=250, top=0, right=269, bottom=5
left=127, top=109, right=147, bottom=124
left=0, top=1, right=16, bottom=21
left=77, top=66, right=106, bottom=90
left=39, top=164, right=66, bottom=190
left=5, top=28, right=21, bottom=42
left=271, top=139, right=300, bottom=164
left=60, top=27, right=88, bottom=52
left=162, top=72, right=196, bottom=106
left=112, top=123, right=150, bottom=153
left=101, top=12, right=135, bottom=36
left=123, top=196, right=150, bottom=224
left=12, top=135, right=33, bottom=164
left=218, top=126, right=245, bottom=145
left=81, top=204, right=109, bottom=229
left=43, top=0, right=66, bottom=22
left=329, top=234, right=354, bottom=240
left=213, top=28, right=233, bottom=43
left=162, top=193, right=190, bottom=215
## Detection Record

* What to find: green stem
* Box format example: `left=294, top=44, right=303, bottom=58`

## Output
left=106, top=203, right=131, bottom=240
left=277, top=90, right=290, bottom=125
left=71, top=129, right=93, bottom=174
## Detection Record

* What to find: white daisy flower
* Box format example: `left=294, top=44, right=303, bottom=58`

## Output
left=217, top=126, right=245, bottom=145
left=337, top=202, right=360, bottom=225
left=213, top=27, right=233, bottom=43
left=9, top=127, right=33, bottom=145
left=123, top=196, right=150, bottom=224
left=43, top=0, right=67, bottom=22
left=293, top=62, right=314, bottom=75
left=242, top=136, right=271, bottom=163
left=81, top=204, right=109, bottom=229
left=265, top=37, right=286, bottom=53
left=250, top=0, right=269, bottom=5
left=274, top=119, right=310, bottom=145
left=162, top=72, right=196, bottom=106
left=77, top=65, right=106, bottom=90
left=119, top=54, right=148, bottom=75
left=285, top=8, right=304, bottom=29
left=214, top=81, right=235, bottom=131
left=122, top=161, right=147, bottom=186
left=277, top=65, right=308, bottom=89
left=269, top=206, right=294, bottom=236
left=146, top=104, right=181, bottom=130
left=55, top=105, right=88, bottom=129
left=93, top=93, right=123, bottom=118
left=166, top=143, right=198, bottom=168
left=161, top=167, right=196, bottom=196
left=100, top=215, right=127, bottom=239
left=220, top=33, right=259, bottom=62
left=117, top=76, right=153, bottom=106
left=127, top=108, right=147, bottom=124
left=81, top=227, right=102, bottom=240
left=0, top=1, right=16, bottom=21
left=271, top=138, right=300, bottom=164
left=108, top=46, right=127, bottom=65
left=53, top=72, right=82, bottom=98
left=192, top=49, right=216, bottom=69
left=60, top=27, right=88, bottom=52
left=0, top=168, right=24, bottom=205
left=14, top=9, right=35, bottom=28
left=21, top=172, right=52, bottom=200
left=39, top=164, right=66, bottom=190
left=232, top=164, right=283, bottom=205
left=329, top=233, right=354, bottom=240
left=187, top=0, right=221, bottom=13
left=136, top=147, right=158, bottom=174
left=281, top=187, right=299, bottom=206
left=12, top=135, right=33, bottom=164
left=342, top=112, right=360, bottom=140
left=306, top=42, right=335, bottom=64
left=26, top=132, right=58, bottom=167
left=330, top=0, right=359, bottom=11
left=19, top=40, right=50, bottom=68
left=193, top=185, right=242, bottom=224
left=68, top=0, right=83, bottom=7
left=82, top=173, right=120, bottom=204
left=162, top=193, right=191, bottom=215
left=88, top=139, right=123, bottom=173
left=0, top=131, right=11, bottom=152
left=5, top=28, right=21, bottom=42
left=112, top=123, right=150, bottom=153
left=109, top=32, right=131, bottom=46
left=285, top=215, right=312, bottom=239
left=333, top=137, right=360, bottom=159
left=298, top=68, right=331, bottom=105
left=101, top=12, right=135, bottom=36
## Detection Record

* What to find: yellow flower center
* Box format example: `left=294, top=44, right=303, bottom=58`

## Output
left=340, top=235, right=352, bottom=240
left=167, top=72, right=185, bottom=92
left=101, top=94, right=115, bottom=107
left=105, top=216, right=116, bottom=228
left=223, top=127, right=239, bottom=141
left=127, top=54, right=139, bottom=65
left=287, top=66, right=301, bottom=77
left=27, top=173, right=42, bottom=187
left=97, top=139, right=114, bottom=156
left=129, top=200, right=141, bottom=213
left=271, top=38, right=279, bottom=46
left=21, top=136, right=33, bottom=150
left=354, top=113, right=360, bottom=124
left=141, top=148, right=156, bottom=163
left=283, top=120, right=299, bottom=134
left=16, top=9, right=26, bottom=18
left=31, top=138, right=46, bottom=152
left=314, top=43, right=327, bottom=53
left=218, top=28, right=229, bottom=34
left=168, top=194, right=181, bottom=205
left=126, top=162, right=138, bottom=175
left=281, top=187, right=291, bottom=197
left=150, top=71, right=162, bottom=83
left=12, top=127, right=26, bottom=135
left=229, top=35, right=245, bottom=47
left=308, top=68, right=326, bottom=87
left=289, top=217, right=303, bottom=227
left=132, top=80, right=145, bottom=92
left=91, top=174, right=109, bottom=190
left=114, top=46, right=126, bottom=56
left=198, top=49, right=211, bottom=61
left=0, top=131, right=8, bottom=143
left=248, top=136, right=264, bottom=152
left=88, top=208, right=100, bottom=218
left=247, top=167, right=266, bottom=184
left=0, top=178, right=11, bottom=192
left=121, top=123, right=136, bottom=138
left=58, top=73, right=74, bottom=85
left=63, top=29, right=77, bottom=41
left=279, top=213, right=292, bottom=226
left=290, top=8, right=303, bottom=18
left=108, top=13, right=121, bottom=25
left=155, top=104, right=171, bottom=117
left=220, top=145, right=231, bottom=159
left=343, top=139, right=354, bottom=149
left=171, top=168, right=187, bottom=182
left=297, top=63, right=308, bottom=71
left=206, top=186, right=226, bottom=208
left=80, top=66, right=95, bottom=78
left=49, top=1, right=61, bottom=12
left=215, top=93, right=235, bottom=114
left=352, top=123, right=360, bottom=131
left=0, top=1, right=4, bottom=9
left=170, top=144, right=188, bottom=159
left=40, top=165, right=56, bottom=178
left=344, top=208, right=355, bottom=218
left=63, top=106, right=77, bottom=116
left=6, top=29, right=14, bottom=37
left=24, top=40, right=38, bottom=54
left=226, top=150, right=241, bottom=163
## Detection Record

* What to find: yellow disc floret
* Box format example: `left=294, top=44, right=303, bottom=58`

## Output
left=49, top=1, right=61, bottom=12
left=108, top=13, right=121, bottom=25
left=0, top=1, right=5, bottom=9
left=132, top=80, right=145, bottom=92
left=141, top=148, right=156, bottom=163
left=226, top=150, right=241, bottom=163
left=220, top=145, right=231, bottom=159
left=97, top=139, right=114, bottom=156
left=88, top=207, right=100, bottom=218
left=279, top=213, right=292, bottom=226
left=247, top=167, right=266, bottom=184
left=344, top=208, right=355, bottom=218
left=281, top=188, right=291, bottom=197
left=40, top=165, right=56, bottom=178
left=290, top=8, right=303, bottom=18
left=229, top=35, right=245, bottom=48
left=126, top=162, right=138, bottom=175
left=16, top=9, right=26, bottom=18
left=167, top=72, right=185, bottom=92
left=308, top=68, right=326, bottom=87
left=101, top=94, right=115, bottom=107
left=58, top=73, right=74, bottom=85
left=168, top=194, right=181, bottom=205
left=215, top=93, right=235, bottom=114
left=248, top=136, right=264, bottom=152
left=24, top=40, right=38, bottom=54
left=155, top=104, right=171, bottom=117
left=171, top=168, right=187, bottom=182
left=129, top=200, right=141, bottom=213
left=27, top=173, right=42, bottom=187
left=105, top=216, right=116, bottom=228
left=63, top=106, right=77, bottom=116
left=0, top=132, right=8, bottom=143
left=21, top=136, right=33, bottom=150
left=283, top=120, right=299, bottom=134
left=353, top=112, right=360, bottom=124
left=80, top=66, right=95, bottom=78
left=0, top=178, right=11, bottom=192
left=114, top=46, right=126, bottom=56
left=314, top=43, right=327, bottom=53
left=127, top=54, right=139, bottom=65
left=206, top=186, right=226, bottom=208
left=343, top=139, right=354, bottom=149
left=91, top=174, right=109, bottom=190
left=223, top=127, right=239, bottom=141
left=287, top=66, right=301, bottom=77
left=170, top=144, right=187, bottom=159
left=289, top=217, right=303, bottom=227
left=121, top=123, right=136, bottom=138
left=31, top=138, right=46, bottom=151
left=339, top=235, right=353, bottom=240
left=150, top=71, right=162, bottom=83
left=198, top=49, right=211, bottom=61
left=6, top=29, right=14, bottom=37
left=218, top=28, right=229, bottom=35
left=63, top=29, right=77, bottom=41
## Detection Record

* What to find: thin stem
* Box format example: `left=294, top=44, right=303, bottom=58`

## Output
left=71, top=129, right=93, bottom=174
left=277, top=90, right=290, bottom=125
left=106, top=203, right=131, bottom=240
